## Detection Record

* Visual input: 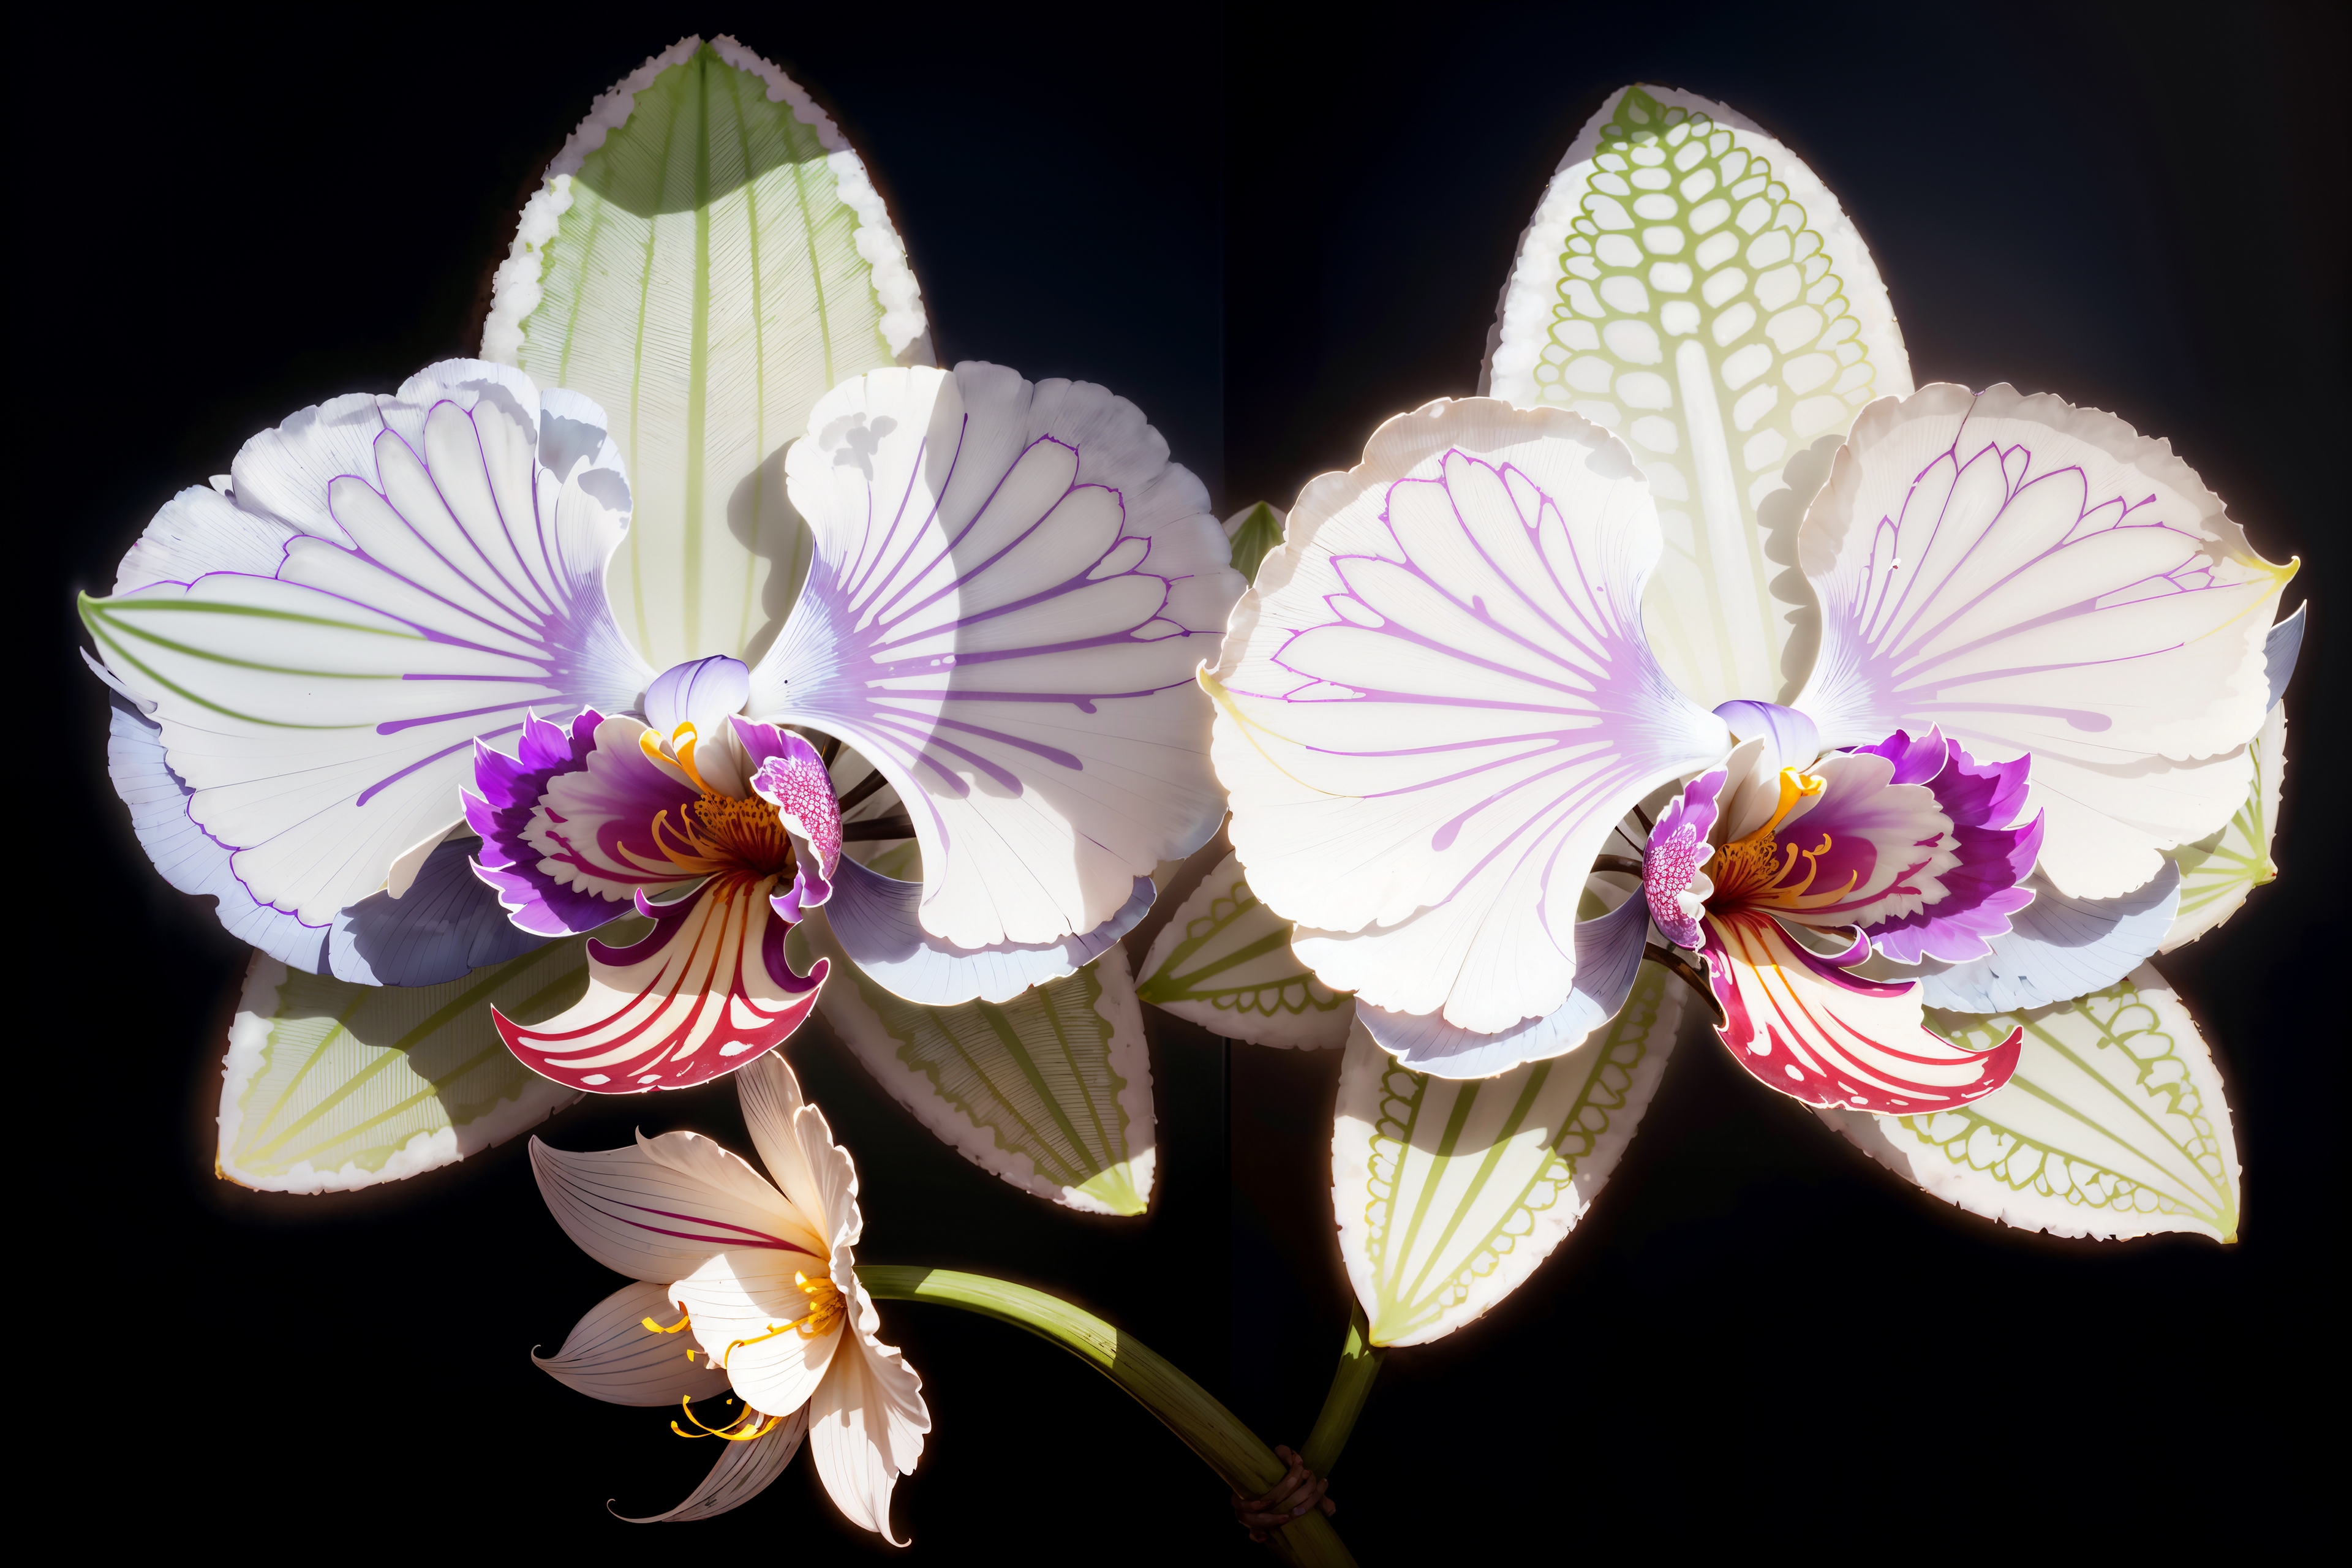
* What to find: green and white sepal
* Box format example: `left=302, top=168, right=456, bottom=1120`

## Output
left=2162, top=699, right=2286, bottom=952
left=797, top=925, right=1155, bottom=1216
left=486, top=35, right=930, bottom=673
left=219, top=943, right=589, bottom=1191
left=1483, top=83, right=1911, bottom=710
left=1136, top=854, right=1352, bottom=1050
left=1332, top=961, right=1688, bottom=1347
left=1817, top=965, right=2241, bottom=1242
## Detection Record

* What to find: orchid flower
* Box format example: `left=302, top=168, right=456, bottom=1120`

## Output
left=81, top=351, right=1237, bottom=1101
left=530, top=1052, right=927, bottom=1533
left=1201, top=88, right=2299, bottom=1110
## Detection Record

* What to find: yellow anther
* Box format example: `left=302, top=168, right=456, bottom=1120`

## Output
left=638, top=721, right=712, bottom=793
left=671, top=1396, right=783, bottom=1442
left=642, top=1310, right=693, bottom=1335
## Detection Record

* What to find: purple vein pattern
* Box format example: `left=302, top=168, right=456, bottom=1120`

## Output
left=81, top=360, right=654, bottom=932
left=1208, top=401, right=1728, bottom=1035
left=1794, top=383, right=2290, bottom=899
left=749, top=363, right=1243, bottom=951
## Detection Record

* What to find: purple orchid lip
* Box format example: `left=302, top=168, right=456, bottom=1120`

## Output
left=1850, top=728, right=2042, bottom=965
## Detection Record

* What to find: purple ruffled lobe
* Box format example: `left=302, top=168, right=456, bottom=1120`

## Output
left=466, top=707, right=631, bottom=938
left=1859, top=729, right=2045, bottom=965
left=1643, top=767, right=1725, bottom=950
left=739, top=717, right=842, bottom=922
left=1850, top=725, right=1948, bottom=788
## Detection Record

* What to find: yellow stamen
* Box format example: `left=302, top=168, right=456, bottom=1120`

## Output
left=642, top=1310, right=693, bottom=1335
left=1711, top=767, right=1828, bottom=903
left=639, top=721, right=713, bottom=793
left=671, top=1396, right=783, bottom=1442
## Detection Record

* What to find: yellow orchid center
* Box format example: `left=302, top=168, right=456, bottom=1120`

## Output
left=639, top=721, right=797, bottom=877
left=1709, top=766, right=1829, bottom=905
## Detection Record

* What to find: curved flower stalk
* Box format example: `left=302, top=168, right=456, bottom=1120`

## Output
left=529, top=1054, right=927, bottom=1534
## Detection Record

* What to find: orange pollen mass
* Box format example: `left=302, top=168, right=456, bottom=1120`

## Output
left=653, top=790, right=797, bottom=877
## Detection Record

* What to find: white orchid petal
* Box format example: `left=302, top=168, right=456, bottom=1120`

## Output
left=807, top=1330, right=930, bottom=1544
left=1819, top=966, right=2241, bottom=1242
left=749, top=363, right=1243, bottom=950
left=824, top=856, right=1152, bottom=1005
left=1135, top=853, right=1354, bottom=1050
left=1208, top=398, right=1728, bottom=1033
left=616, top=1406, right=808, bottom=1524
left=1873, top=862, right=2181, bottom=1015
left=81, top=363, right=652, bottom=926
left=2163, top=698, right=2286, bottom=951
left=1794, top=383, right=2294, bottom=899
left=1483, top=84, right=1913, bottom=710
left=491, top=37, right=930, bottom=670
left=533, top=1280, right=730, bottom=1407
left=527, top=1132, right=823, bottom=1284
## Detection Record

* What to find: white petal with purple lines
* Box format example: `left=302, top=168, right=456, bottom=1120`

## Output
left=749, top=363, right=1242, bottom=951
left=1795, top=383, right=2294, bottom=899
left=1207, top=398, right=1728, bottom=1034
left=82, top=361, right=652, bottom=927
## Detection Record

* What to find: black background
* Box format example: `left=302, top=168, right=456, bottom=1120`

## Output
left=26, top=2, right=2342, bottom=1557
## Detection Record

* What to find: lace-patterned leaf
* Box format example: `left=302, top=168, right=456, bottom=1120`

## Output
left=1485, top=84, right=1912, bottom=710
left=800, top=926, right=1154, bottom=1215
left=1136, top=853, right=1352, bottom=1049
left=1817, top=965, right=2240, bottom=1242
left=219, top=943, right=594, bottom=1191
left=1331, top=960, right=1689, bottom=1346
left=489, top=36, right=929, bottom=671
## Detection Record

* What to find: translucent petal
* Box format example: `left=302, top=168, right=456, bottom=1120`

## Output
left=2162, top=698, right=2286, bottom=951
left=1134, top=853, right=1354, bottom=1050
left=751, top=362, right=1242, bottom=949
left=528, top=1131, right=825, bottom=1284
left=799, top=922, right=1155, bottom=1215
left=807, top=1329, right=930, bottom=1544
left=1795, top=383, right=2294, bottom=898
left=824, top=858, right=1152, bottom=1006
left=533, top=1280, right=731, bottom=1407
left=81, top=364, right=652, bottom=927
left=1818, top=965, right=2241, bottom=1242
left=219, top=949, right=583, bottom=1192
left=489, top=37, right=930, bottom=671
left=614, top=1406, right=807, bottom=1524
left=1483, top=85, right=1914, bottom=710
left=1208, top=398, right=1728, bottom=1031
left=1332, top=960, right=1689, bottom=1346
left=1875, top=862, right=2180, bottom=1014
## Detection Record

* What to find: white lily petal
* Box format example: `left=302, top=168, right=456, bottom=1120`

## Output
left=491, top=37, right=930, bottom=671
left=807, top=1329, right=930, bottom=1544
left=527, top=1131, right=824, bottom=1284
left=734, top=1051, right=853, bottom=1248
left=81, top=363, right=652, bottom=925
left=672, top=1254, right=843, bottom=1420
left=1135, top=853, right=1354, bottom=1050
left=2162, top=698, right=2286, bottom=951
left=533, top=1280, right=730, bottom=1407
left=1818, top=966, right=2241, bottom=1242
left=752, top=362, right=1243, bottom=949
left=1794, top=383, right=2294, bottom=899
left=1483, top=84, right=1913, bottom=710
left=617, top=1406, right=808, bottom=1524
left=1207, top=398, right=1728, bottom=1032
left=1333, top=959, right=1689, bottom=1346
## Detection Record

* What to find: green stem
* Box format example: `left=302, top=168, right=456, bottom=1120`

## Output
left=859, top=1265, right=1354, bottom=1567
left=1300, top=1302, right=1384, bottom=1477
